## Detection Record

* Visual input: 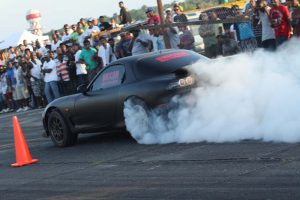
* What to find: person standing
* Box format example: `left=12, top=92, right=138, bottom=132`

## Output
left=108, top=38, right=117, bottom=62
left=257, top=0, right=277, bottom=50
left=98, top=16, right=112, bottom=31
left=71, top=24, right=79, bottom=44
left=270, top=0, right=291, bottom=46
left=61, top=24, right=72, bottom=42
left=14, top=58, right=31, bottom=112
left=173, top=5, right=188, bottom=23
left=23, top=40, right=33, bottom=52
left=116, top=32, right=132, bottom=58
left=84, top=19, right=100, bottom=38
left=42, top=51, right=60, bottom=104
left=149, top=29, right=165, bottom=52
left=244, top=0, right=263, bottom=47
left=29, top=53, right=44, bottom=108
left=0, top=65, right=10, bottom=113
left=165, top=15, right=180, bottom=49
left=119, top=1, right=132, bottom=25
left=230, top=7, right=257, bottom=53
left=73, top=44, right=88, bottom=86
left=79, top=39, right=99, bottom=81
left=198, top=13, right=219, bottom=58
left=129, top=29, right=152, bottom=56
left=98, top=37, right=111, bottom=67
left=56, top=52, right=73, bottom=96
left=291, top=0, right=300, bottom=37
left=146, top=7, right=161, bottom=25
left=51, top=34, right=62, bottom=52
left=178, top=26, right=195, bottom=50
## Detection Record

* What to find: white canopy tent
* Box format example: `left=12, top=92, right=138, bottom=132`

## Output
left=0, top=30, right=48, bottom=50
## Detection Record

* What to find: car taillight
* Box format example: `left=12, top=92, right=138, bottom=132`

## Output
left=167, top=76, right=195, bottom=90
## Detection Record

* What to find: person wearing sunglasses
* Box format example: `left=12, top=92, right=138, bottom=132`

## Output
left=173, top=5, right=188, bottom=23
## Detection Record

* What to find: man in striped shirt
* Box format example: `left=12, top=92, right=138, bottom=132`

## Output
left=56, top=53, right=73, bottom=96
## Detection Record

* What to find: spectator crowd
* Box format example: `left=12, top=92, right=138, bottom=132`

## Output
left=0, top=0, right=299, bottom=114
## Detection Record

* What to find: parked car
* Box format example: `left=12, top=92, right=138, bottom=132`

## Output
left=42, top=50, right=209, bottom=147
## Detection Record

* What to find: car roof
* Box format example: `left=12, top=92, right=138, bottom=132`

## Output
left=111, top=49, right=200, bottom=66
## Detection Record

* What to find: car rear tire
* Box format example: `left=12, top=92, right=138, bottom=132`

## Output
left=47, top=110, right=78, bottom=147
left=125, top=98, right=153, bottom=138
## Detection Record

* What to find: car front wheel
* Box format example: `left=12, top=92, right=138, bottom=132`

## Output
left=47, top=110, right=78, bottom=147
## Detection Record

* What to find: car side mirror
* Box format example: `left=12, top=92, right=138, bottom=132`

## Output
left=77, top=83, right=88, bottom=94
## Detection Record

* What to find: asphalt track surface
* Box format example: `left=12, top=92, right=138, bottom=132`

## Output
left=0, top=109, right=299, bottom=200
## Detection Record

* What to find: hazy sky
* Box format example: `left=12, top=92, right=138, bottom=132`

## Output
left=0, top=0, right=176, bottom=40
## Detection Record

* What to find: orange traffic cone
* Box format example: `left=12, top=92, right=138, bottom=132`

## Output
left=11, top=116, right=39, bottom=167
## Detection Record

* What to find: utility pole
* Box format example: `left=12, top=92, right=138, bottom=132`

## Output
left=157, top=0, right=171, bottom=49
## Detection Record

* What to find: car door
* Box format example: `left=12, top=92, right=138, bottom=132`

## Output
left=72, top=65, right=126, bottom=130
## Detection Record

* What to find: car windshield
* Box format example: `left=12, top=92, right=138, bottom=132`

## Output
left=134, top=50, right=207, bottom=79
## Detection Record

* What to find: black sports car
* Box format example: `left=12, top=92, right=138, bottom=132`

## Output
left=42, top=49, right=208, bottom=147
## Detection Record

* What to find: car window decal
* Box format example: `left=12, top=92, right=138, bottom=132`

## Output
left=101, top=70, right=121, bottom=88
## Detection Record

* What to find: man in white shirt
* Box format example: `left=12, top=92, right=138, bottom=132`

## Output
left=165, top=14, right=180, bottom=49
left=129, top=29, right=152, bottom=56
left=149, top=28, right=165, bottom=52
left=73, top=44, right=88, bottom=85
left=257, top=0, right=276, bottom=50
left=61, top=24, right=73, bottom=42
left=84, top=19, right=100, bottom=38
left=42, top=51, right=60, bottom=103
left=98, top=37, right=111, bottom=67
left=35, top=40, right=48, bottom=56
left=51, top=34, right=62, bottom=52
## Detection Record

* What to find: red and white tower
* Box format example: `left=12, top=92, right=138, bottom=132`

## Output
left=26, top=9, right=43, bottom=36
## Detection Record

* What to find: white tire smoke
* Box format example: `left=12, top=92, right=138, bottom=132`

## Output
left=124, top=39, right=300, bottom=144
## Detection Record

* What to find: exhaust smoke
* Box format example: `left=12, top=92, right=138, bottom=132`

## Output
left=124, top=39, right=300, bottom=144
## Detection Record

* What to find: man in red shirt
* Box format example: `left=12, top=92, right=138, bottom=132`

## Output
left=270, top=0, right=291, bottom=46
left=146, top=7, right=160, bottom=25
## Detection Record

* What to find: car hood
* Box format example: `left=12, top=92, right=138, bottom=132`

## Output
left=44, top=93, right=80, bottom=110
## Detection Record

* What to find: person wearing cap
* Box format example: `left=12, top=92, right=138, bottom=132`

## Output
left=84, top=18, right=100, bottom=38
left=165, top=8, right=173, bottom=18
left=146, top=7, right=161, bottom=25
left=119, top=1, right=132, bottom=25
left=173, top=4, right=188, bottom=23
